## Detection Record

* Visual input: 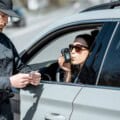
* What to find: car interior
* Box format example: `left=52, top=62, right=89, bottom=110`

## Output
left=26, top=23, right=103, bottom=85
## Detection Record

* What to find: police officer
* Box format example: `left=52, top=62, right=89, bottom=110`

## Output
left=0, top=0, right=41, bottom=119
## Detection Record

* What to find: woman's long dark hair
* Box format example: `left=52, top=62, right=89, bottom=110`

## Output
left=71, top=30, right=99, bottom=83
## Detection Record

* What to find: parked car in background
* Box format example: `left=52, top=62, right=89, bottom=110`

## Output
left=11, top=1, right=120, bottom=120
left=7, top=7, right=26, bottom=28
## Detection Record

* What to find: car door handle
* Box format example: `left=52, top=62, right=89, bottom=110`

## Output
left=45, top=113, right=66, bottom=120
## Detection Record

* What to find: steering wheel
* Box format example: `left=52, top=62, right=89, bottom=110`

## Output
left=40, top=62, right=63, bottom=82
left=42, top=73, right=52, bottom=81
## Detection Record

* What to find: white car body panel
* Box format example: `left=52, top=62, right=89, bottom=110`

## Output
left=25, top=9, right=120, bottom=50
left=71, top=87, right=120, bottom=120
left=20, top=84, right=82, bottom=120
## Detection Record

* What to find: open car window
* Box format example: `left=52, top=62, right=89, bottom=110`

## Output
left=27, top=23, right=103, bottom=83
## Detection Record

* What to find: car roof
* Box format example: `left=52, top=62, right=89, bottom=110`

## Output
left=34, top=9, right=120, bottom=37
left=24, top=7, right=120, bottom=51
left=81, top=1, right=120, bottom=12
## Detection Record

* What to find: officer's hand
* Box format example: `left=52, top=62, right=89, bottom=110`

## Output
left=10, top=73, right=32, bottom=88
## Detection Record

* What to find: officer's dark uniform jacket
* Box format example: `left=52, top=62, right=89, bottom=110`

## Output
left=0, top=32, right=30, bottom=90
left=0, top=32, right=31, bottom=120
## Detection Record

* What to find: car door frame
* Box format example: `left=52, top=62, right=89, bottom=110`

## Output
left=19, top=20, right=119, bottom=120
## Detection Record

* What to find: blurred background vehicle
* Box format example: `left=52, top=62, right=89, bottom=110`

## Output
left=6, top=0, right=114, bottom=28
left=7, top=7, right=26, bottom=28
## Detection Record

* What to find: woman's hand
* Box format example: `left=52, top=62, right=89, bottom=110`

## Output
left=29, top=71, right=41, bottom=86
left=58, top=56, right=71, bottom=82
left=58, top=56, right=71, bottom=72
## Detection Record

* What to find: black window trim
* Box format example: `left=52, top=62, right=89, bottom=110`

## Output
left=22, top=22, right=103, bottom=63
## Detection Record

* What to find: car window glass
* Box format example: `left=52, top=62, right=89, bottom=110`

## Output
left=78, top=22, right=117, bottom=85
left=98, top=25, right=120, bottom=87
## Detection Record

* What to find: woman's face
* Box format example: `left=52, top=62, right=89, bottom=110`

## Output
left=70, top=38, right=89, bottom=65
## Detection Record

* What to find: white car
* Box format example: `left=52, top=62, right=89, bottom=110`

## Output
left=12, top=1, right=120, bottom=120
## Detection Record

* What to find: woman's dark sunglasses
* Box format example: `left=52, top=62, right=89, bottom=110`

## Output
left=69, top=44, right=88, bottom=52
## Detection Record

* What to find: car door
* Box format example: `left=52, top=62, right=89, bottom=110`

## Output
left=19, top=21, right=107, bottom=120
left=20, top=83, right=82, bottom=120
left=71, top=22, right=120, bottom=120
